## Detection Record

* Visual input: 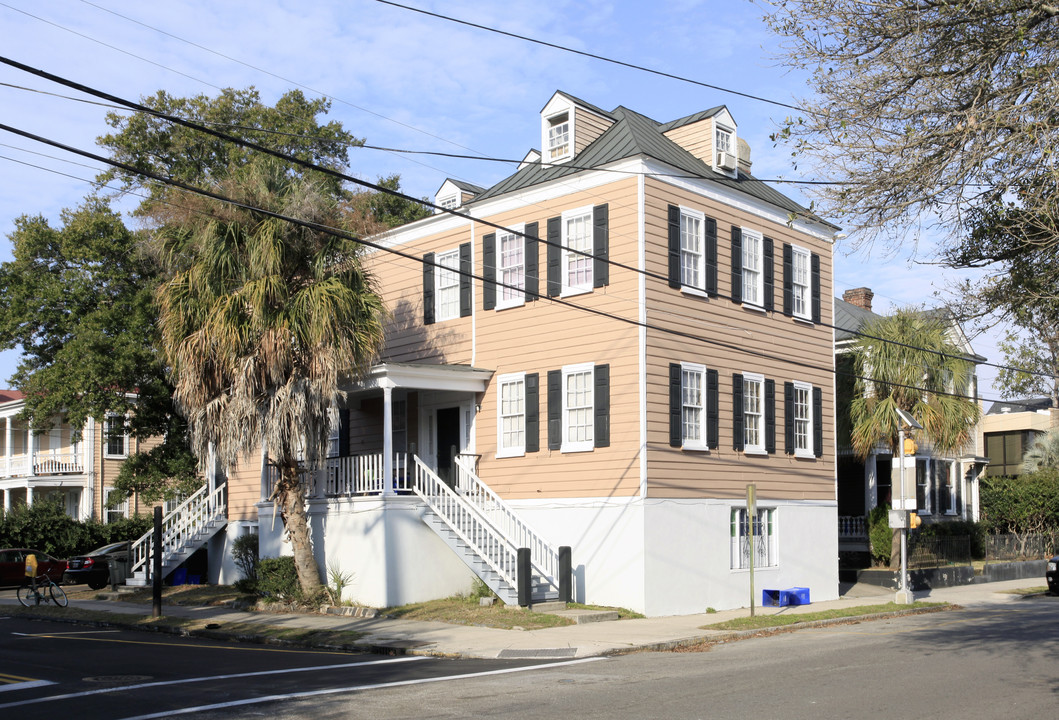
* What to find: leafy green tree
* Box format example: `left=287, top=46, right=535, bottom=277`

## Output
left=154, top=158, right=385, bottom=594
left=763, top=1, right=1058, bottom=254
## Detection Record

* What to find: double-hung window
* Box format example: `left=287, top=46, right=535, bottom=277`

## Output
left=741, top=228, right=764, bottom=307
left=497, top=226, right=525, bottom=309
left=104, top=415, right=128, bottom=458
left=562, top=206, right=593, bottom=295
left=792, top=381, right=813, bottom=457
left=679, top=207, right=705, bottom=293
left=731, top=507, right=776, bottom=569
left=105, top=487, right=128, bottom=524
left=497, top=373, right=526, bottom=457
left=562, top=363, right=594, bottom=452
left=791, top=246, right=811, bottom=319
left=743, top=373, right=765, bottom=453
left=547, top=112, right=571, bottom=162
left=434, top=249, right=461, bottom=322
left=681, top=362, right=707, bottom=450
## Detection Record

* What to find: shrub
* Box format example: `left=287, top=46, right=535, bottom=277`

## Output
left=980, top=470, right=1059, bottom=536
left=0, top=499, right=84, bottom=557
left=867, top=504, right=892, bottom=566
left=232, top=533, right=259, bottom=583
left=256, top=556, right=301, bottom=600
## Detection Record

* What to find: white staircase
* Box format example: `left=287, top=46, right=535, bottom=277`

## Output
left=125, top=483, right=228, bottom=587
left=411, top=456, right=561, bottom=605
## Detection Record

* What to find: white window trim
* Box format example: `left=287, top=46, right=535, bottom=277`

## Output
left=792, top=380, right=814, bottom=459
left=104, top=486, right=128, bottom=523
left=436, top=194, right=459, bottom=212
left=916, top=457, right=932, bottom=515
left=561, top=205, right=594, bottom=297
left=496, top=372, right=527, bottom=458
left=678, top=205, right=707, bottom=295
left=731, top=506, right=777, bottom=570
left=544, top=109, right=573, bottom=164
left=743, top=372, right=766, bottom=455
left=103, top=414, right=129, bottom=459
left=741, top=228, right=764, bottom=308
left=561, top=362, right=595, bottom=453
left=681, top=362, right=709, bottom=451
left=714, top=123, right=737, bottom=174
left=791, top=245, right=812, bottom=320
left=434, top=248, right=461, bottom=322
left=496, top=223, right=526, bottom=310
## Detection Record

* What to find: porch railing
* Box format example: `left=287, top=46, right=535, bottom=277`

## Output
left=2, top=451, right=87, bottom=478
left=325, top=453, right=409, bottom=495
left=411, top=455, right=519, bottom=590
left=128, top=482, right=227, bottom=578
left=453, top=455, right=560, bottom=589
left=838, top=515, right=867, bottom=538
left=34, top=452, right=84, bottom=475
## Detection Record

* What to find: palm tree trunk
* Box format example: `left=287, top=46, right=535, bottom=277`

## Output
left=278, top=464, right=323, bottom=595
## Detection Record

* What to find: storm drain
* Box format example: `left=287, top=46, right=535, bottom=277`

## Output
left=498, top=648, right=577, bottom=659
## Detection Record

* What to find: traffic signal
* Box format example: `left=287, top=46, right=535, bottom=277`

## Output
left=909, top=512, right=922, bottom=529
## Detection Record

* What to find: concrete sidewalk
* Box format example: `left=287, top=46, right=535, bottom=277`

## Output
left=1, top=579, right=1045, bottom=659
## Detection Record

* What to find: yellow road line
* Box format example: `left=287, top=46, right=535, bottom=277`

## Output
left=0, top=672, right=36, bottom=683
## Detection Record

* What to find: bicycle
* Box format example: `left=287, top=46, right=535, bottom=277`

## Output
left=17, top=574, right=68, bottom=608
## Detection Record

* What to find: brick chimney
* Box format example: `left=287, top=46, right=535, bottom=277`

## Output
left=843, top=287, right=874, bottom=311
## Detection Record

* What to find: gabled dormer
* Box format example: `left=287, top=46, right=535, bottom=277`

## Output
left=540, top=91, right=615, bottom=166
left=661, top=106, right=741, bottom=178
left=434, top=179, right=485, bottom=213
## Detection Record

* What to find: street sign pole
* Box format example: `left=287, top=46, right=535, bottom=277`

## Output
left=747, top=484, right=756, bottom=618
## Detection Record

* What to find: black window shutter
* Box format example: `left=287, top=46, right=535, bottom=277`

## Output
left=765, top=378, right=776, bottom=454
left=547, top=369, right=562, bottom=450
left=547, top=217, right=561, bottom=297
left=667, top=205, right=681, bottom=289
left=593, top=204, right=609, bottom=288
left=526, top=373, right=540, bottom=453
left=732, top=373, right=745, bottom=451
left=707, top=368, right=719, bottom=449
left=783, top=381, right=794, bottom=455
left=482, top=233, right=496, bottom=310
left=763, top=237, right=775, bottom=312
left=730, top=226, right=743, bottom=304
left=782, top=243, right=793, bottom=317
left=813, top=386, right=824, bottom=458
left=669, top=363, right=682, bottom=447
left=525, top=222, right=539, bottom=302
left=705, top=217, right=718, bottom=296
left=338, top=409, right=350, bottom=457
left=423, top=252, right=435, bottom=325
left=459, top=242, right=472, bottom=317
left=594, top=364, right=610, bottom=448
left=811, top=253, right=821, bottom=324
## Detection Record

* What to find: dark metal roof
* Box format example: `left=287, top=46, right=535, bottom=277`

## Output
left=471, top=103, right=824, bottom=224
left=658, top=105, right=726, bottom=132
left=833, top=297, right=878, bottom=341
left=541, top=91, right=616, bottom=121
left=449, top=178, right=485, bottom=195
left=986, top=397, right=1054, bottom=415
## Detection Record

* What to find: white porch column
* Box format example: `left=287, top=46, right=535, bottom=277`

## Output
left=3, top=488, right=10, bottom=513
left=5, top=416, right=11, bottom=476
left=83, top=417, right=96, bottom=521
left=28, top=428, right=36, bottom=477
left=26, top=485, right=33, bottom=506
left=382, top=382, right=394, bottom=496
left=864, top=454, right=878, bottom=511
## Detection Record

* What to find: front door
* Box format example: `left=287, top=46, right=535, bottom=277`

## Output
left=435, top=406, right=461, bottom=487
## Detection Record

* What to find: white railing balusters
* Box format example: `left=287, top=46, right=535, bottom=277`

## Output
left=128, top=482, right=227, bottom=579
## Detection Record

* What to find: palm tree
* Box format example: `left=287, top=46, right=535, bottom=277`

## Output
left=1022, top=429, right=1059, bottom=473
left=847, top=308, right=981, bottom=566
left=155, top=158, right=385, bottom=594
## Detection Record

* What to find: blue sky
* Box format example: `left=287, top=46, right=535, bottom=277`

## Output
left=0, top=0, right=1003, bottom=399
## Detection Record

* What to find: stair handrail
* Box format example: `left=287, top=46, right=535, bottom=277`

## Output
left=453, top=455, right=561, bottom=588
left=128, top=482, right=227, bottom=578
left=410, top=456, right=520, bottom=590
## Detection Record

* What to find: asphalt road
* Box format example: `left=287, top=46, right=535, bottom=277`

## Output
left=0, top=616, right=582, bottom=719
left=2, top=594, right=1057, bottom=719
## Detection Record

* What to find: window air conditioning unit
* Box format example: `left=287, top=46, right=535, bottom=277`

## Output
left=716, top=152, right=737, bottom=171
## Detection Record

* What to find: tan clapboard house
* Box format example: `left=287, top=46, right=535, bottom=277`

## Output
left=222, top=92, right=841, bottom=616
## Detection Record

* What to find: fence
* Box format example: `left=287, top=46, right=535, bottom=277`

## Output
left=907, top=535, right=972, bottom=569
left=982, top=532, right=1059, bottom=561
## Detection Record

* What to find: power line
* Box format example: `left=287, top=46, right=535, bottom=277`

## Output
left=373, top=0, right=805, bottom=113
left=0, top=126, right=1040, bottom=415
left=0, top=57, right=1049, bottom=387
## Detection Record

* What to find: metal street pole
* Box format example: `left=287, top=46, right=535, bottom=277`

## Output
left=896, top=427, right=913, bottom=604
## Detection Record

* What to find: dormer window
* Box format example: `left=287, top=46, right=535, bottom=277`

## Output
left=438, top=195, right=458, bottom=211
left=547, top=112, right=571, bottom=162
left=715, top=125, right=737, bottom=172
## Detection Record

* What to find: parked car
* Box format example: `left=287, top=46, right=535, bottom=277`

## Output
left=63, top=542, right=129, bottom=590
left=1048, top=554, right=1058, bottom=595
left=0, top=548, right=65, bottom=586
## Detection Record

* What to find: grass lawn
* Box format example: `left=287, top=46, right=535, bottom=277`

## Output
left=383, top=596, right=576, bottom=630
left=701, top=601, right=949, bottom=631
